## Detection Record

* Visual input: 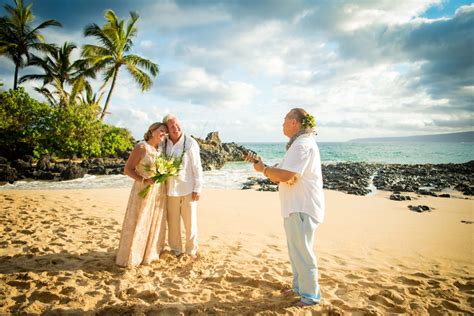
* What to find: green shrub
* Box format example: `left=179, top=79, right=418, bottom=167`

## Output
left=0, top=88, right=134, bottom=159
left=0, top=88, right=54, bottom=159
left=101, top=124, right=134, bottom=157
left=48, top=104, right=103, bottom=158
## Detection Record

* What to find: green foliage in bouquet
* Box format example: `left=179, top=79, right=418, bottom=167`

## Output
left=138, top=154, right=183, bottom=198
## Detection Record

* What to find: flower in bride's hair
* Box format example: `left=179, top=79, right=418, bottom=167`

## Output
left=301, top=114, right=316, bottom=129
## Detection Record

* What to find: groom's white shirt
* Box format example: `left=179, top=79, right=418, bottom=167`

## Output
left=164, top=134, right=203, bottom=196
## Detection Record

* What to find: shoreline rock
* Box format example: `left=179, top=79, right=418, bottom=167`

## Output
left=193, top=132, right=252, bottom=171
left=242, top=161, right=474, bottom=196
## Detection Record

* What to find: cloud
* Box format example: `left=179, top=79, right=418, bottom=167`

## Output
left=140, top=1, right=231, bottom=31
left=157, top=67, right=259, bottom=108
left=1, top=0, right=472, bottom=142
left=333, top=4, right=474, bottom=108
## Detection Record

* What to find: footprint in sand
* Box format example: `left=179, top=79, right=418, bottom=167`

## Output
left=7, top=280, right=31, bottom=290
left=268, top=244, right=282, bottom=252
left=441, top=300, right=471, bottom=313
left=398, top=276, right=424, bottom=286
left=29, top=291, right=61, bottom=303
left=330, top=298, right=351, bottom=309
left=13, top=294, right=27, bottom=304
left=454, top=280, right=474, bottom=291
left=11, top=240, right=27, bottom=245
left=136, top=290, right=160, bottom=303
left=345, top=273, right=363, bottom=280
left=412, top=272, right=431, bottom=278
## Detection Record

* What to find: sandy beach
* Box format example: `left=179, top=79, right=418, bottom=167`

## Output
left=0, top=188, right=472, bottom=315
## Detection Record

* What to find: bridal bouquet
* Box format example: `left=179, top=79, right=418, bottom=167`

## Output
left=138, top=155, right=182, bottom=198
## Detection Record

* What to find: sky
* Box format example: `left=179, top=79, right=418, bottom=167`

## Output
left=0, top=0, right=473, bottom=142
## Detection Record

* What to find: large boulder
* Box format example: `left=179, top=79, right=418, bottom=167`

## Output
left=0, top=164, right=18, bottom=183
left=37, top=155, right=53, bottom=171
left=193, top=132, right=250, bottom=171
left=60, top=165, right=86, bottom=180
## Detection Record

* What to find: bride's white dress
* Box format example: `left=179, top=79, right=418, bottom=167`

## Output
left=115, top=141, right=167, bottom=267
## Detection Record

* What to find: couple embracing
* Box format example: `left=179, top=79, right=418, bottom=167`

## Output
left=115, top=114, right=203, bottom=267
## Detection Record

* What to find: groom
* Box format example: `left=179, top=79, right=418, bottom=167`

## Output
left=163, top=114, right=203, bottom=258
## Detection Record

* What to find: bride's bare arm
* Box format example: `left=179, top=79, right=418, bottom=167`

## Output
left=124, top=144, right=147, bottom=182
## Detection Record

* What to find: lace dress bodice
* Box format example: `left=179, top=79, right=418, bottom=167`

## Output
left=135, top=141, right=160, bottom=180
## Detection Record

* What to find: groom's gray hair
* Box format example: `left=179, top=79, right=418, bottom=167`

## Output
left=162, top=113, right=177, bottom=123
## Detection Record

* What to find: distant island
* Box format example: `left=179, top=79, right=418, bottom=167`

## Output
left=349, top=131, right=474, bottom=143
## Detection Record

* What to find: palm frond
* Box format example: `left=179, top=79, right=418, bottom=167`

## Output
left=126, top=63, right=152, bottom=91
left=18, top=73, right=47, bottom=83
left=69, top=76, right=86, bottom=103
left=84, top=24, right=114, bottom=51
left=123, top=54, right=159, bottom=77
left=125, top=11, right=139, bottom=39
left=30, top=19, right=62, bottom=33
left=34, top=86, right=56, bottom=106
left=82, top=44, right=111, bottom=58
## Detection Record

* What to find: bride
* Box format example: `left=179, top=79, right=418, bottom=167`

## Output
left=115, top=122, right=168, bottom=267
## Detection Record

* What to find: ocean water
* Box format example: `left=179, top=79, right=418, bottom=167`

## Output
left=244, top=142, right=474, bottom=165
left=1, top=142, right=472, bottom=191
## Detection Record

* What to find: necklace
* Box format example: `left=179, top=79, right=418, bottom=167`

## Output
left=165, top=135, right=187, bottom=168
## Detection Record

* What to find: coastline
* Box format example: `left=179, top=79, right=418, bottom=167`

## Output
left=1, top=188, right=472, bottom=314
left=3, top=160, right=474, bottom=199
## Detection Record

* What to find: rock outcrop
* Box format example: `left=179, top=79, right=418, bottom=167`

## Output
left=242, top=161, right=474, bottom=196
left=193, top=132, right=251, bottom=171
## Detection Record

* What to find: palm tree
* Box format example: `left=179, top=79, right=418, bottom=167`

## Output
left=82, top=9, right=159, bottom=120
left=34, top=76, right=96, bottom=109
left=0, top=0, right=61, bottom=89
left=19, top=42, right=95, bottom=107
left=20, top=42, right=88, bottom=89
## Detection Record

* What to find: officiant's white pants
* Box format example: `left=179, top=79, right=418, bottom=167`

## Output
left=284, top=212, right=321, bottom=304
left=167, top=194, right=198, bottom=256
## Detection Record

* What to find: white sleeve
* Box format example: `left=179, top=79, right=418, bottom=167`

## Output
left=190, top=140, right=203, bottom=193
left=280, top=143, right=310, bottom=176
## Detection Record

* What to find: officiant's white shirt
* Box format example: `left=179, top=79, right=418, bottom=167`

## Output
left=278, top=134, right=325, bottom=223
left=164, top=134, right=203, bottom=197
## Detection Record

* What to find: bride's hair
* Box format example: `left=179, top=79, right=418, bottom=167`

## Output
left=144, top=122, right=167, bottom=141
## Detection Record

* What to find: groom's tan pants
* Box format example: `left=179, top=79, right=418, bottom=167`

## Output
left=167, top=194, right=198, bottom=256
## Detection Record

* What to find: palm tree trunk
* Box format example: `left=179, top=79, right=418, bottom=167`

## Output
left=13, top=63, right=19, bottom=90
left=100, top=68, right=119, bottom=120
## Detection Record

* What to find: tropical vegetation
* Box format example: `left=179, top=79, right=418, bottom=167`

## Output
left=83, top=10, right=159, bottom=119
left=0, top=0, right=159, bottom=160
left=0, top=0, right=61, bottom=89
